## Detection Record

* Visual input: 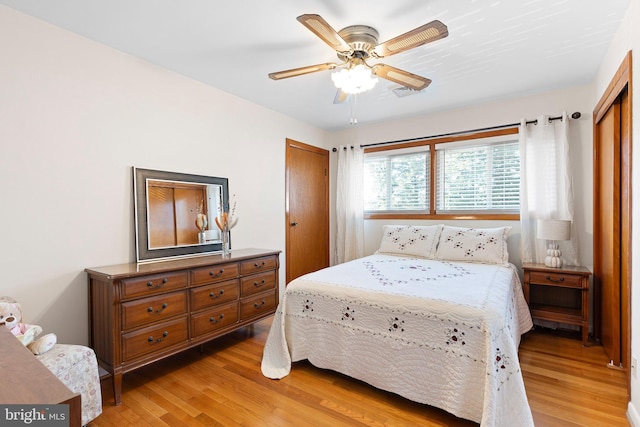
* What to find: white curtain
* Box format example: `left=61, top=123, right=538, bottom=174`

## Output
left=520, top=112, right=579, bottom=265
left=335, top=145, right=364, bottom=264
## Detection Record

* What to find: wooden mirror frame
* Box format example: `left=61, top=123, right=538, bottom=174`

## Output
left=133, top=167, right=229, bottom=262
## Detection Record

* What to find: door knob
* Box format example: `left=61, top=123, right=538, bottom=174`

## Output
left=290, top=222, right=298, bottom=226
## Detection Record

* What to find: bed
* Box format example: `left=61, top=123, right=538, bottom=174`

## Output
left=261, top=225, right=534, bottom=426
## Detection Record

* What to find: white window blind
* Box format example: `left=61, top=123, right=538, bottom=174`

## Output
left=435, top=140, right=520, bottom=212
left=364, top=149, right=430, bottom=211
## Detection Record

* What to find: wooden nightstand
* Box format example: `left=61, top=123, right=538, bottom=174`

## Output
left=522, top=263, right=592, bottom=345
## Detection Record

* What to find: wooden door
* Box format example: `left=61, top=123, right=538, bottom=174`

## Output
left=285, top=139, right=330, bottom=283
left=174, top=187, right=206, bottom=245
left=594, top=101, right=621, bottom=365
left=593, top=51, right=631, bottom=377
left=148, top=186, right=176, bottom=248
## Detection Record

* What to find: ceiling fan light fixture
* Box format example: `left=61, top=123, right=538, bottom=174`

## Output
left=331, top=63, right=378, bottom=95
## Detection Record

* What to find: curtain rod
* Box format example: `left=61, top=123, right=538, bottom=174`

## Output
left=331, top=111, right=581, bottom=152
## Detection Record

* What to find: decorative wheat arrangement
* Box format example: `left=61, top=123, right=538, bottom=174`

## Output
left=215, top=195, right=238, bottom=233
left=195, top=213, right=208, bottom=233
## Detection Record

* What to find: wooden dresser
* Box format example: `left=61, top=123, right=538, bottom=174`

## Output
left=85, top=248, right=280, bottom=405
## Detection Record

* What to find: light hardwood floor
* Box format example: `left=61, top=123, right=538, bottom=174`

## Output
left=91, top=318, right=629, bottom=426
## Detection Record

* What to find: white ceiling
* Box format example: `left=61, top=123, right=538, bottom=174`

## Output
left=0, top=0, right=630, bottom=130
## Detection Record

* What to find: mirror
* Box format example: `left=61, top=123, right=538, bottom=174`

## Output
left=133, top=167, right=229, bottom=262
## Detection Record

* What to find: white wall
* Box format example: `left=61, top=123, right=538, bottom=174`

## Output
left=329, top=84, right=594, bottom=273
left=1, top=3, right=636, bottom=419
left=0, top=6, right=329, bottom=345
left=594, top=0, right=640, bottom=424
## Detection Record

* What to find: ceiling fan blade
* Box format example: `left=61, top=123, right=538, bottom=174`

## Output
left=372, top=64, right=432, bottom=91
left=297, top=14, right=352, bottom=53
left=372, top=20, right=448, bottom=58
left=333, top=89, right=350, bottom=104
left=268, top=62, right=338, bottom=80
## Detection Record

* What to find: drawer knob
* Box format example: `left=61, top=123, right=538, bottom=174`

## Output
left=209, top=269, right=224, bottom=277
left=254, top=261, right=266, bottom=268
left=253, top=300, right=266, bottom=309
left=545, top=276, right=565, bottom=283
left=146, top=280, right=167, bottom=289
left=209, top=313, right=225, bottom=324
left=209, top=289, right=225, bottom=298
left=254, top=279, right=266, bottom=287
left=146, top=303, right=168, bottom=314
left=147, top=331, right=168, bottom=343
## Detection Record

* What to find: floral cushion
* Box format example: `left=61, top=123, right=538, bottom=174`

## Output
left=435, top=226, right=511, bottom=265
left=377, top=224, right=443, bottom=258
left=37, top=344, right=102, bottom=425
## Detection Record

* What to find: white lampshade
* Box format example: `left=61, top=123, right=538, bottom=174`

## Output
left=536, top=219, right=571, bottom=268
left=536, top=219, right=571, bottom=241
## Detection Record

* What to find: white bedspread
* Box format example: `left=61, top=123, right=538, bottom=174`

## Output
left=261, top=254, right=534, bottom=426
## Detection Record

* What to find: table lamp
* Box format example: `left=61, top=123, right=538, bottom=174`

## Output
left=536, top=219, right=571, bottom=268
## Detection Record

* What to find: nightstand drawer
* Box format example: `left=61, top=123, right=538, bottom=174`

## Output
left=528, top=271, right=582, bottom=288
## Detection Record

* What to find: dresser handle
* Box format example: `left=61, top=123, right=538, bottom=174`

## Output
left=254, top=261, right=266, bottom=268
left=209, top=289, right=225, bottom=298
left=146, top=303, right=168, bottom=314
left=209, top=269, right=224, bottom=277
left=545, top=276, right=565, bottom=283
left=146, top=279, right=167, bottom=289
left=253, top=300, right=266, bottom=309
left=148, top=331, right=168, bottom=343
left=254, top=279, right=266, bottom=287
left=209, top=314, right=225, bottom=324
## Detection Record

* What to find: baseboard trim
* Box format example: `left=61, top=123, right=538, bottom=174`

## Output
left=628, top=401, right=640, bottom=426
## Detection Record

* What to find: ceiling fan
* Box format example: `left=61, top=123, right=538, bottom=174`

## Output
left=268, top=14, right=449, bottom=102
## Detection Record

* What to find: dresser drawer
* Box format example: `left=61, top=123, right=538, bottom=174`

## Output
left=122, top=291, right=187, bottom=330
left=529, top=271, right=583, bottom=288
left=191, top=301, right=239, bottom=337
left=191, top=263, right=239, bottom=286
left=121, top=271, right=188, bottom=299
left=190, top=279, right=239, bottom=311
left=240, top=271, right=276, bottom=297
left=240, top=292, right=277, bottom=320
left=122, top=317, right=188, bottom=361
left=240, top=255, right=278, bottom=275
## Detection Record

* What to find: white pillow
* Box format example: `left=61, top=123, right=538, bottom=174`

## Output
left=377, top=225, right=443, bottom=258
left=435, top=226, right=511, bottom=264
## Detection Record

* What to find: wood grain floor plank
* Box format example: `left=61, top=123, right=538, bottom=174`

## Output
left=92, top=318, right=629, bottom=426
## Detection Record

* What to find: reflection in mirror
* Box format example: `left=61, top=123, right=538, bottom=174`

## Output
left=134, top=168, right=229, bottom=262
left=146, top=179, right=223, bottom=249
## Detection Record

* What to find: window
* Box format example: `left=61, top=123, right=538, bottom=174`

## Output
left=363, top=129, right=520, bottom=219
left=364, top=148, right=429, bottom=211
left=436, top=140, right=520, bottom=213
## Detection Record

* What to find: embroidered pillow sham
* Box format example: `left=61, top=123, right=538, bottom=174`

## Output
left=377, top=224, right=443, bottom=258
left=435, top=225, right=511, bottom=264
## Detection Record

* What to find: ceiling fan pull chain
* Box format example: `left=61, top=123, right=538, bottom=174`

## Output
left=350, top=94, right=358, bottom=125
